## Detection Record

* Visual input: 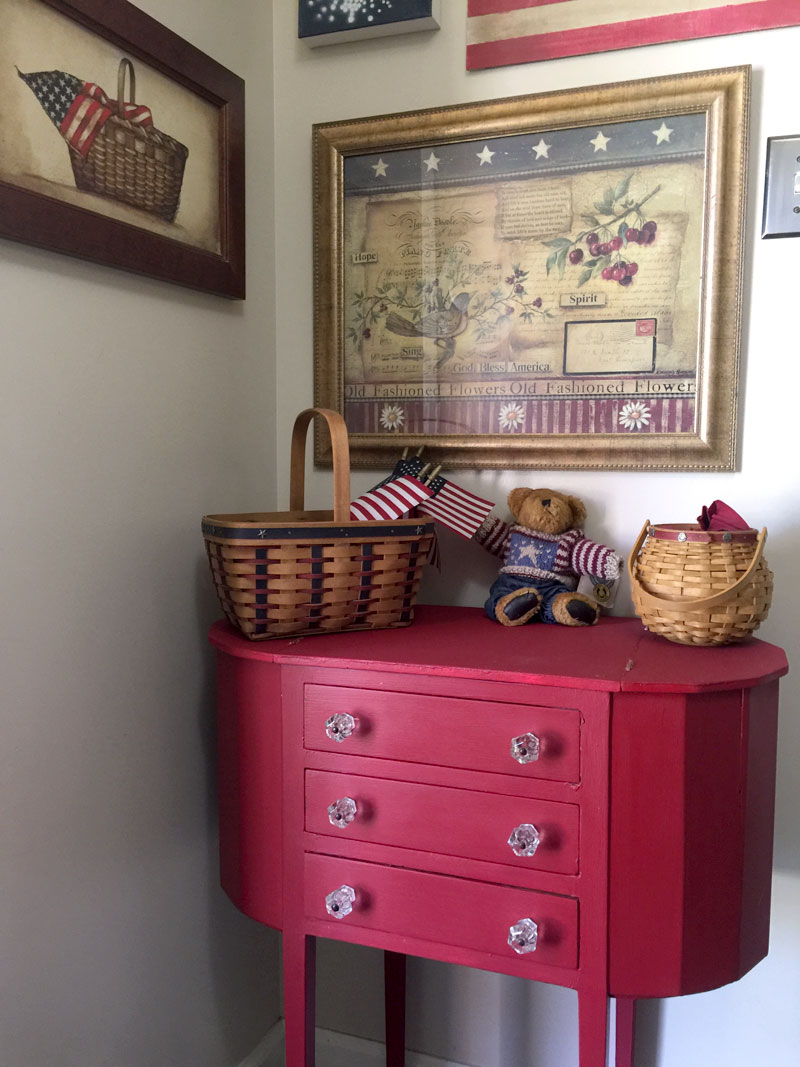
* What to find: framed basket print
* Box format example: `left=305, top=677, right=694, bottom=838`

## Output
left=313, top=66, right=749, bottom=470
left=0, top=0, right=245, bottom=298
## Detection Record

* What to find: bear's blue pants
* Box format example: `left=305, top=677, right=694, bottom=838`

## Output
left=484, top=573, right=573, bottom=625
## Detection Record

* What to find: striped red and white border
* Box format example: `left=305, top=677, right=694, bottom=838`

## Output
left=467, top=0, right=800, bottom=69
left=345, top=396, right=695, bottom=435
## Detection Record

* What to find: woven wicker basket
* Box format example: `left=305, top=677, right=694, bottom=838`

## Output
left=202, top=408, right=435, bottom=640
left=69, top=59, right=188, bottom=223
left=628, top=520, right=773, bottom=646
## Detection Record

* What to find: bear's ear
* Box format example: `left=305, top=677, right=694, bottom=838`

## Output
left=566, top=495, right=587, bottom=526
left=508, top=487, right=532, bottom=517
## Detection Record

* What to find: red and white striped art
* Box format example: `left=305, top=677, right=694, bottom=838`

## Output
left=467, top=0, right=800, bottom=70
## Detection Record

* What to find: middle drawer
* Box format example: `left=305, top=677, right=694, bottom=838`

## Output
left=305, top=770, right=579, bottom=875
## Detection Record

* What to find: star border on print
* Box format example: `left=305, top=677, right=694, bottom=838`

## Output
left=423, top=151, right=440, bottom=172
left=477, top=144, right=495, bottom=165
left=371, top=158, right=388, bottom=178
left=590, top=130, right=610, bottom=153
left=652, top=121, right=673, bottom=145
left=532, top=138, right=551, bottom=160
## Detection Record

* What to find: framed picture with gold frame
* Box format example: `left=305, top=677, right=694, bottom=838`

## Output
left=312, top=66, right=749, bottom=470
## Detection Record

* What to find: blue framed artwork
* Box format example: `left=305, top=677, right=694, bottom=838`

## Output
left=299, top=1, right=440, bottom=47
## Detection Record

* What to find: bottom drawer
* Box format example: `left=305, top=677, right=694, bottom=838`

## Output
left=305, top=853, right=578, bottom=970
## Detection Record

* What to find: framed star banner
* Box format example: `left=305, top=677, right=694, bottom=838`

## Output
left=312, top=66, right=749, bottom=471
left=466, top=0, right=800, bottom=70
left=299, top=0, right=440, bottom=47
left=0, top=0, right=245, bottom=298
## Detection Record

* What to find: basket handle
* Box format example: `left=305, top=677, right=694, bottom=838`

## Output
left=628, top=522, right=768, bottom=612
left=116, top=58, right=136, bottom=115
left=289, top=408, right=351, bottom=523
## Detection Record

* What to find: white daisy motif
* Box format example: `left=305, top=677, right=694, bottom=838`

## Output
left=380, top=404, right=405, bottom=432
left=498, top=402, right=526, bottom=432
left=618, top=401, right=651, bottom=431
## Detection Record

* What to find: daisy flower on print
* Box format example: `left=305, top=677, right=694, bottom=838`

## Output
left=380, top=404, right=405, bottom=432
left=618, top=401, right=651, bottom=431
left=498, top=401, right=526, bottom=432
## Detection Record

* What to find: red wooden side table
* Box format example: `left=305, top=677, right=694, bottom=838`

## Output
left=210, top=606, right=787, bottom=1067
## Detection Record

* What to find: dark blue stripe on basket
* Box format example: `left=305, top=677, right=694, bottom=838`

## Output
left=356, top=544, right=373, bottom=616
left=203, top=521, right=435, bottom=541
left=402, top=539, right=420, bottom=619
left=310, top=545, right=324, bottom=603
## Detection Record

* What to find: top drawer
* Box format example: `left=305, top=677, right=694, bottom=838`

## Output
left=303, top=684, right=580, bottom=783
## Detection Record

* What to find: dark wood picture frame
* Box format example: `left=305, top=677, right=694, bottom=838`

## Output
left=1, top=0, right=245, bottom=298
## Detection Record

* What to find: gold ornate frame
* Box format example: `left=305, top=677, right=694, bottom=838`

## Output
left=313, top=66, right=749, bottom=470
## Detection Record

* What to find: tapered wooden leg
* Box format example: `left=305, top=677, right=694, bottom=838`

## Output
left=384, top=950, right=406, bottom=1067
left=578, top=990, right=609, bottom=1067
left=284, top=932, right=316, bottom=1067
left=614, top=997, right=636, bottom=1067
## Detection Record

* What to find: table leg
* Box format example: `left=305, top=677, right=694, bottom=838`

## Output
left=284, top=932, right=316, bottom=1067
left=614, top=997, right=636, bottom=1067
left=578, top=990, right=609, bottom=1067
left=384, top=950, right=406, bottom=1067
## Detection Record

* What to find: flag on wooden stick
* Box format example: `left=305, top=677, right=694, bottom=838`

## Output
left=350, top=476, right=433, bottom=521
left=416, top=475, right=495, bottom=539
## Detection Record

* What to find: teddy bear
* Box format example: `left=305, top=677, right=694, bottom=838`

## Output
left=474, top=488, right=621, bottom=627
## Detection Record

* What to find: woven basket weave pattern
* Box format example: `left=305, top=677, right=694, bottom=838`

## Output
left=629, top=522, right=773, bottom=646
left=202, top=409, right=433, bottom=641
left=70, top=120, right=187, bottom=222
left=69, top=59, right=187, bottom=223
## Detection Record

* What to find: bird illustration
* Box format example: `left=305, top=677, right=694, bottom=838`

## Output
left=385, top=291, right=472, bottom=369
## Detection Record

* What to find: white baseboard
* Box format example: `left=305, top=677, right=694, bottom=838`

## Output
left=240, top=1019, right=470, bottom=1067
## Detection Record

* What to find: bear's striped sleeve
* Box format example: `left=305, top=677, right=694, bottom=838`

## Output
left=473, top=515, right=511, bottom=559
left=569, top=535, right=621, bottom=580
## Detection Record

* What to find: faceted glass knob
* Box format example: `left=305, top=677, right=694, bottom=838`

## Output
left=508, top=917, right=539, bottom=954
left=511, top=732, right=540, bottom=764
left=508, top=823, right=541, bottom=857
left=328, top=796, right=358, bottom=828
left=325, top=884, right=356, bottom=919
left=325, top=712, right=356, bottom=743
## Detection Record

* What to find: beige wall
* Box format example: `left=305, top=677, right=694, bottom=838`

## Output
left=273, top=4, right=800, bottom=1065
left=0, top=1, right=279, bottom=1064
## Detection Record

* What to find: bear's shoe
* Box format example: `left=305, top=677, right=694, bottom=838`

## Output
left=495, top=587, right=542, bottom=626
left=553, top=592, right=599, bottom=627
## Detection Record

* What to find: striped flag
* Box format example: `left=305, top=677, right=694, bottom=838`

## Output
left=18, top=68, right=153, bottom=158
left=350, top=476, right=433, bottom=521
left=416, top=476, right=495, bottom=540
left=467, top=0, right=800, bottom=70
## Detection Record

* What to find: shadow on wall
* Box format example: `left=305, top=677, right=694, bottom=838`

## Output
left=195, top=558, right=280, bottom=1064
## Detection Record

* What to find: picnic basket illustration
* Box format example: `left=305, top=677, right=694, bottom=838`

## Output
left=18, top=58, right=188, bottom=223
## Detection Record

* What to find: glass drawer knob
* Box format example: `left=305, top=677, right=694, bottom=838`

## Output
left=508, top=917, right=539, bottom=954
left=326, top=712, right=357, bottom=742
left=328, top=797, right=358, bottom=828
left=326, top=884, right=356, bottom=919
left=508, top=823, right=541, bottom=857
left=511, top=732, right=540, bottom=763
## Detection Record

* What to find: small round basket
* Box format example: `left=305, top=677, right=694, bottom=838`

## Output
left=628, top=520, right=773, bottom=646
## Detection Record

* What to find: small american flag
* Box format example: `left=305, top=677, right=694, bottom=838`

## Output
left=350, top=476, right=433, bottom=521
left=18, top=68, right=153, bottom=158
left=416, top=476, right=495, bottom=540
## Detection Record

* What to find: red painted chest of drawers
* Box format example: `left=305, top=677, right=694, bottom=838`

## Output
left=210, top=606, right=787, bottom=1067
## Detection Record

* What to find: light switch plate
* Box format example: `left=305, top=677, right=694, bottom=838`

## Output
left=762, top=135, right=800, bottom=238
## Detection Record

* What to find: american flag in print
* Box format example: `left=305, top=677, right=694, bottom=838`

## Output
left=17, top=69, right=153, bottom=157
left=416, top=476, right=495, bottom=540
left=466, top=0, right=800, bottom=69
left=349, top=476, right=433, bottom=521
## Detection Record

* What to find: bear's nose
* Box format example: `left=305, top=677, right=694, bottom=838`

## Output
left=541, top=498, right=551, bottom=507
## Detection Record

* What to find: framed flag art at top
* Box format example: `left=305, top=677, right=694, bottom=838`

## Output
left=467, top=0, right=800, bottom=69
left=312, top=67, right=749, bottom=472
